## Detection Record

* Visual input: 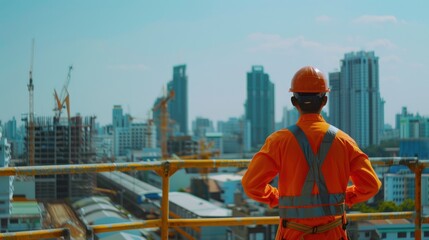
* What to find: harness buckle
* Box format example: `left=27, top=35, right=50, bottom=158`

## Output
left=312, top=226, right=318, bottom=234
left=342, top=220, right=348, bottom=230
left=282, top=219, right=287, bottom=228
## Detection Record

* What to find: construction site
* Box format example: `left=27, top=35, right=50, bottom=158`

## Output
left=2, top=41, right=429, bottom=240
left=0, top=40, right=229, bottom=240
left=1, top=40, right=108, bottom=239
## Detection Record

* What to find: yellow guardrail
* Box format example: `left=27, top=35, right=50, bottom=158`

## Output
left=0, top=157, right=427, bottom=240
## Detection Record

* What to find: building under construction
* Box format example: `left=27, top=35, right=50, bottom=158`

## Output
left=24, top=115, right=96, bottom=201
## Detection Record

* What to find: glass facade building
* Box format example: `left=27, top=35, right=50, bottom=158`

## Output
left=245, top=66, right=275, bottom=149
left=168, top=65, right=188, bottom=136
left=329, top=51, right=384, bottom=148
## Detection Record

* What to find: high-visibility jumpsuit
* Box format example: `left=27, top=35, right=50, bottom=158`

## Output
left=242, top=114, right=382, bottom=240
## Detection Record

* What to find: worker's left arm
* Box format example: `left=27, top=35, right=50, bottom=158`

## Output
left=242, top=134, right=280, bottom=208
left=345, top=141, right=382, bottom=207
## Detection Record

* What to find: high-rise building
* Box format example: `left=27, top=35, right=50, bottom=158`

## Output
left=396, top=107, right=429, bottom=159
left=192, top=117, right=214, bottom=139
left=245, top=66, right=275, bottom=149
left=3, top=117, right=25, bottom=159
left=0, top=128, right=13, bottom=231
left=280, top=106, right=299, bottom=129
left=25, top=115, right=96, bottom=200
left=329, top=51, right=384, bottom=148
left=112, top=105, right=130, bottom=129
left=218, top=117, right=251, bottom=154
left=168, top=64, right=188, bottom=136
left=111, top=105, right=152, bottom=156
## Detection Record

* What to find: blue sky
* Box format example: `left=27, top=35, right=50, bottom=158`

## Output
left=1, top=1, right=429, bottom=128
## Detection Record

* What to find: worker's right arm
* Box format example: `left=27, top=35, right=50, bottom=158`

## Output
left=241, top=135, right=280, bottom=208
left=345, top=138, right=382, bottom=207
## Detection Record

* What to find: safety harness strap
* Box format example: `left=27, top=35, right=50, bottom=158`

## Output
left=282, top=218, right=343, bottom=240
left=279, top=124, right=345, bottom=219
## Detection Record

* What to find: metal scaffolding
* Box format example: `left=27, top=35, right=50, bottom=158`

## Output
left=0, top=158, right=428, bottom=240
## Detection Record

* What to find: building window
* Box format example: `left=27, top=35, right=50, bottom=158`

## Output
left=381, top=233, right=386, bottom=238
left=397, top=232, right=406, bottom=238
left=1, top=218, right=7, bottom=228
left=424, top=231, right=429, bottom=237
left=10, top=219, right=18, bottom=224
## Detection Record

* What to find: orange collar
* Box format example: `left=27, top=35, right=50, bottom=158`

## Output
left=297, top=114, right=325, bottom=123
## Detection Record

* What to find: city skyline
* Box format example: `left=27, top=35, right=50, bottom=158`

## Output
left=1, top=1, right=429, bottom=127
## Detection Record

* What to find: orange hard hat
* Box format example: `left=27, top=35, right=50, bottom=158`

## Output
left=289, top=66, right=330, bottom=93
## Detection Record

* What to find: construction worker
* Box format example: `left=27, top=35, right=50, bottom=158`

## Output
left=241, top=66, right=381, bottom=240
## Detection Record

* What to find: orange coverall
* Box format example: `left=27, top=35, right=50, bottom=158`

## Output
left=242, top=114, right=382, bottom=240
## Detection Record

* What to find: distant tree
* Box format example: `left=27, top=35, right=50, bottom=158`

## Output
left=350, top=202, right=377, bottom=213
left=399, top=199, right=415, bottom=211
left=350, top=199, right=414, bottom=213
left=377, top=201, right=399, bottom=212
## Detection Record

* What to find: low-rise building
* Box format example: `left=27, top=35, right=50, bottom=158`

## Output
left=349, top=218, right=429, bottom=240
left=169, top=192, right=232, bottom=239
left=7, top=201, right=42, bottom=232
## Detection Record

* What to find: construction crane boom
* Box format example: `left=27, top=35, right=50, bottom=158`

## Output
left=152, top=89, right=175, bottom=159
left=178, top=139, right=220, bottom=179
left=54, top=65, right=73, bottom=120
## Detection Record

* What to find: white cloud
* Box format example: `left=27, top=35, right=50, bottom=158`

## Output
left=353, top=15, right=398, bottom=24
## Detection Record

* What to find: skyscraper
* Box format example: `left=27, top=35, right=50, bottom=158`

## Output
left=281, top=106, right=299, bottom=129
left=329, top=51, right=384, bottom=148
left=245, top=66, right=275, bottom=149
left=112, top=105, right=127, bottom=128
left=168, top=65, right=188, bottom=136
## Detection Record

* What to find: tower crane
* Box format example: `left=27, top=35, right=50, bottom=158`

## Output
left=54, top=65, right=73, bottom=121
left=152, top=89, right=175, bottom=159
left=178, top=139, right=220, bottom=180
left=27, top=39, right=35, bottom=166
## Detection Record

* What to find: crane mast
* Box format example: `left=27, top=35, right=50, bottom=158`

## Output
left=152, top=89, right=175, bottom=159
left=27, top=39, right=35, bottom=166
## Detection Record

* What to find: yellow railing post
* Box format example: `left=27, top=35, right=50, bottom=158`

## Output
left=415, top=166, right=422, bottom=240
left=400, top=158, right=423, bottom=240
left=155, top=161, right=173, bottom=240
left=161, top=161, right=170, bottom=240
